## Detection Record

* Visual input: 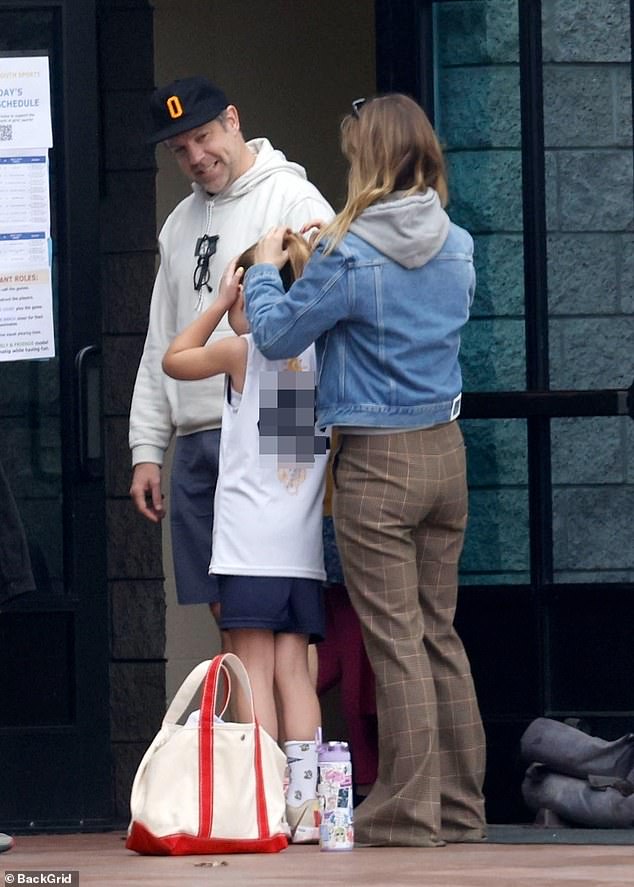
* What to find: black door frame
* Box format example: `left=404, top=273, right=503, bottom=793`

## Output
left=0, top=0, right=111, bottom=830
left=374, top=0, right=634, bottom=822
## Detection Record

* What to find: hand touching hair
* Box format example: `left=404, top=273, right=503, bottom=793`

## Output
left=227, top=230, right=313, bottom=335
left=237, top=230, right=312, bottom=289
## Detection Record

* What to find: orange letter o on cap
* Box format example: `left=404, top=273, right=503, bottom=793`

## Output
left=166, top=95, right=184, bottom=119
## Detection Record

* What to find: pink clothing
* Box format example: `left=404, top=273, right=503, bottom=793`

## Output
left=317, top=585, right=378, bottom=786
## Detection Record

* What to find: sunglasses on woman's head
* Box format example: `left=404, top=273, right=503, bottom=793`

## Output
left=351, top=98, right=367, bottom=118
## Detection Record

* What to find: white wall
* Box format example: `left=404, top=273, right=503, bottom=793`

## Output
left=151, top=0, right=376, bottom=702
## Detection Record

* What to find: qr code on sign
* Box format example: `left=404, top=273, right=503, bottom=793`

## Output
left=0, top=124, right=12, bottom=141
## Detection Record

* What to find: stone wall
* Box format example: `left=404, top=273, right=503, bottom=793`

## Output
left=435, top=0, right=633, bottom=585
left=543, top=0, right=633, bottom=581
left=98, top=0, right=166, bottom=822
left=435, top=0, right=529, bottom=583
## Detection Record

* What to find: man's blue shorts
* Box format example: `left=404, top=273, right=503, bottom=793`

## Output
left=216, top=575, right=325, bottom=642
left=170, top=429, right=220, bottom=605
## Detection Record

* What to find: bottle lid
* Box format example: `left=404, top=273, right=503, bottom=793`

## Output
left=318, top=740, right=351, bottom=762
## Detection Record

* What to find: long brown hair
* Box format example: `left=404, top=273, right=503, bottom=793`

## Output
left=318, top=94, right=448, bottom=252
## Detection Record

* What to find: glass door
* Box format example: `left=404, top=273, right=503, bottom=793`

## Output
left=0, top=0, right=111, bottom=829
left=428, top=0, right=633, bottom=822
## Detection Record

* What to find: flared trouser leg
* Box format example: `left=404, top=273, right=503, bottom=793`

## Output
left=415, top=516, right=486, bottom=840
left=333, top=424, right=486, bottom=846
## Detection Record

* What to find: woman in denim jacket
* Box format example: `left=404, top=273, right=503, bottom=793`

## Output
left=242, top=94, right=486, bottom=848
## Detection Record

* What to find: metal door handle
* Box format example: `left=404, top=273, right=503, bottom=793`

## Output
left=75, top=345, right=104, bottom=479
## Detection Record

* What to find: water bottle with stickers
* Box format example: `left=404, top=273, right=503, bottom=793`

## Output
left=317, top=736, right=354, bottom=850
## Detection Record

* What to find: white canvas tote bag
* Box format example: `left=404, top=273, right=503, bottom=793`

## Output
left=126, top=653, right=289, bottom=854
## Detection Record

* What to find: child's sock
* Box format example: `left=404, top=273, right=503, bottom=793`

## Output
left=284, top=740, right=318, bottom=807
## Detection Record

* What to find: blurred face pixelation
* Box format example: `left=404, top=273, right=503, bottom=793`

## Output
left=166, top=108, right=244, bottom=193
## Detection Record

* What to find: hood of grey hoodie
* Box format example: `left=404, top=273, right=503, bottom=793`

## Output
left=348, top=189, right=450, bottom=269
left=192, top=137, right=308, bottom=202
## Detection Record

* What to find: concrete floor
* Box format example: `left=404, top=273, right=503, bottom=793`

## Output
left=2, top=831, right=633, bottom=886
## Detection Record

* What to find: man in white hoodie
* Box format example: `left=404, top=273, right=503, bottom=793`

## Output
left=129, top=77, right=332, bottom=620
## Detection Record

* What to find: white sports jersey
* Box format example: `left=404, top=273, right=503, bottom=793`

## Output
left=210, top=335, right=327, bottom=580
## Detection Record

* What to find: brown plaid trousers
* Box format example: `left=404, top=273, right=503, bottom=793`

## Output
left=332, top=422, right=486, bottom=847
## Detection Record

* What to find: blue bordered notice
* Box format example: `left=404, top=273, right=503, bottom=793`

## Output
left=0, top=152, right=50, bottom=234
left=0, top=232, right=48, bottom=269
left=0, top=58, right=54, bottom=361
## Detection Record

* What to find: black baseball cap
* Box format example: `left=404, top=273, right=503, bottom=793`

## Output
left=147, top=76, right=229, bottom=145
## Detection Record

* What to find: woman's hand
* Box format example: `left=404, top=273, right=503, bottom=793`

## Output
left=216, top=257, right=244, bottom=313
left=253, top=226, right=289, bottom=269
left=299, top=219, right=326, bottom=235
left=299, top=218, right=326, bottom=248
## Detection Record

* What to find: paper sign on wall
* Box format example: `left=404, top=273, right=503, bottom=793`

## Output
left=0, top=54, right=54, bottom=362
left=0, top=55, right=52, bottom=149
left=0, top=267, right=55, bottom=360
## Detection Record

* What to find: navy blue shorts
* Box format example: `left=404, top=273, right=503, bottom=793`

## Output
left=217, top=575, right=325, bottom=642
left=170, top=429, right=221, bottom=605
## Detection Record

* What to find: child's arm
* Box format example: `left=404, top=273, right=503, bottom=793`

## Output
left=162, top=263, right=247, bottom=386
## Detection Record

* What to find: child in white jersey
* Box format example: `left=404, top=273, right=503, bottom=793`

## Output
left=163, top=233, right=327, bottom=844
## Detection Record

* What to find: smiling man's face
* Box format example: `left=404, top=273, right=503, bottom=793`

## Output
left=165, top=106, right=250, bottom=194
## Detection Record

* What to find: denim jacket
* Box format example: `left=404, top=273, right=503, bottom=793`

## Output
left=244, top=190, right=475, bottom=430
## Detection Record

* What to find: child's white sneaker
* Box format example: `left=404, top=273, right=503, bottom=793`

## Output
left=286, top=798, right=320, bottom=843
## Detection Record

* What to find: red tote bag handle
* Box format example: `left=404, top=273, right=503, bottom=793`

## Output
left=197, top=653, right=271, bottom=840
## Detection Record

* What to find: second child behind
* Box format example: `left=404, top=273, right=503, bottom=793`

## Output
left=162, top=234, right=327, bottom=844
